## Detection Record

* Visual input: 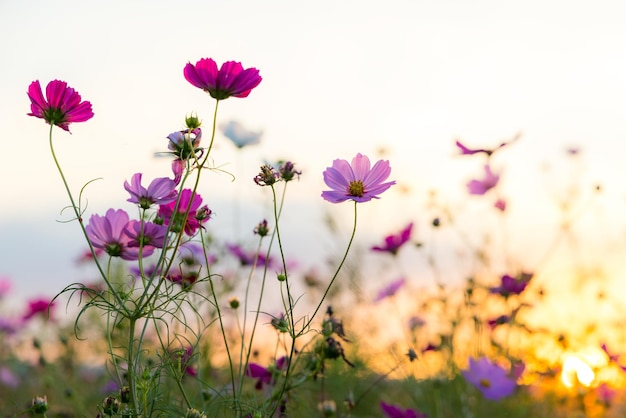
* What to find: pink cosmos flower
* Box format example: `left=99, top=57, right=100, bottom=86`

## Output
left=371, top=223, right=413, bottom=255
left=246, top=356, right=287, bottom=390
left=124, top=173, right=177, bottom=209
left=157, top=189, right=210, bottom=236
left=380, top=401, right=426, bottom=418
left=462, top=357, right=516, bottom=401
left=374, top=278, right=406, bottom=302
left=489, top=272, right=533, bottom=297
left=23, top=297, right=55, bottom=321
left=321, top=153, right=396, bottom=203
left=85, top=209, right=147, bottom=260
left=467, top=165, right=500, bottom=195
left=220, top=120, right=262, bottom=148
left=184, top=58, right=262, bottom=100
left=494, top=198, right=507, bottom=212
left=0, top=276, right=12, bottom=298
left=27, top=80, right=93, bottom=132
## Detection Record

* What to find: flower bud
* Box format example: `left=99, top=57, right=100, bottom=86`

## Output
left=31, top=396, right=48, bottom=413
left=277, top=273, right=287, bottom=282
left=279, top=161, right=301, bottom=182
left=254, top=219, right=270, bottom=237
left=228, top=297, right=240, bottom=309
left=254, top=165, right=279, bottom=186
left=185, top=408, right=207, bottom=418
left=120, top=386, right=130, bottom=403
left=102, top=396, right=120, bottom=415
left=185, top=113, right=202, bottom=129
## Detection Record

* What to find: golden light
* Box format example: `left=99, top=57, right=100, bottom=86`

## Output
left=561, top=355, right=595, bottom=388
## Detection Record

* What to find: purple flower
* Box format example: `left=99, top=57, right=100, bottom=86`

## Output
left=220, top=120, right=262, bottom=148
left=23, top=297, right=55, bottom=321
left=184, top=58, right=262, bottom=100
left=489, top=272, right=533, bottom=297
left=27, top=80, right=94, bottom=132
left=380, top=401, right=426, bottom=418
left=455, top=135, right=518, bottom=156
left=85, top=209, right=146, bottom=260
left=371, top=223, right=413, bottom=255
left=462, top=357, right=516, bottom=401
left=374, top=278, right=406, bottom=302
left=157, top=189, right=210, bottom=236
left=226, top=243, right=273, bottom=268
left=467, top=165, right=500, bottom=195
left=245, top=356, right=287, bottom=390
left=124, top=220, right=168, bottom=249
left=124, top=173, right=177, bottom=209
left=321, top=153, right=395, bottom=203
left=0, top=366, right=20, bottom=388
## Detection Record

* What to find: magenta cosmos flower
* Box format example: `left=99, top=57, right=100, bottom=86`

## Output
left=157, top=189, right=211, bottom=236
left=462, top=357, right=516, bottom=401
left=246, top=356, right=287, bottom=390
left=23, top=297, right=55, bottom=321
left=321, top=153, right=395, bottom=203
left=86, top=209, right=150, bottom=260
left=467, top=164, right=500, bottom=195
left=372, top=222, right=413, bottom=255
left=184, top=58, right=262, bottom=100
left=380, top=402, right=426, bottom=418
left=124, top=173, right=178, bottom=209
left=27, top=80, right=93, bottom=132
left=489, top=272, right=533, bottom=297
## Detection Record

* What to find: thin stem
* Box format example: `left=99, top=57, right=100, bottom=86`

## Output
left=303, top=201, right=359, bottom=331
left=47, top=125, right=128, bottom=314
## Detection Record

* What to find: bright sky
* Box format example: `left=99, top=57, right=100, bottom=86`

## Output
left=3, top=0, right=626, bottom=315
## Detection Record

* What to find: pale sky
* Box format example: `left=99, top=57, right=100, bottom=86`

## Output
left=3, top=0, right=626, bottom=311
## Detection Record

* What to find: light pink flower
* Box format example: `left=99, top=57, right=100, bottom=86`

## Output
left=0, top=276, right=12, bottom=298
left=220, top=120, right=262, bottom=148
left=184, top=58, right=262, bottom=100
left=322, top=153, right=395, bottom=203
left=27, top=80, right=93, bottom=132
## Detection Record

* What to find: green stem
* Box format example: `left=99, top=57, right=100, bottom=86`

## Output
left=47, top=124, right=128, bottom=314
left=303, top=201, right=358, bottom=331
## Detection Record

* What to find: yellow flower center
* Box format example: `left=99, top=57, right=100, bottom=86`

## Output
left=480, top=378, right=491, bottom=388
left=348, top=180, right=365, bottom=197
